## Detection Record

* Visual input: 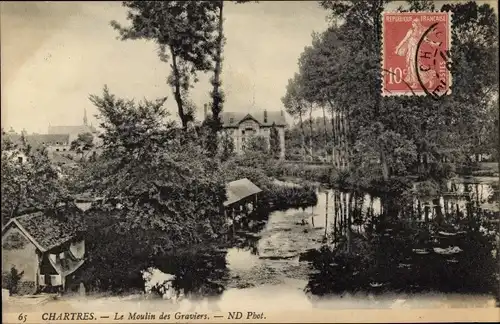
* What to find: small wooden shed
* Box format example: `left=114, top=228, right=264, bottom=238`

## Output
left=223, top=178, right=262, bottom=229
left=1, top=206, right=85, bottom=295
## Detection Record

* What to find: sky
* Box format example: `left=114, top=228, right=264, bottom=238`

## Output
left=0, top=1, right=330, bottom=134
left=1, top=1, right=497, bottom=134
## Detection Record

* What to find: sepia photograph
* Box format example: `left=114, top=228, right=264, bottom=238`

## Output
left=1, top=0, right=499, bottom=323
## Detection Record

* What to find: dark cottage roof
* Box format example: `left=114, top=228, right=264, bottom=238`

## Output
left=2, top=207, right=83, bottom=253
left=220, top=111, right=287, bottom=128
left=224, top=178, right=262, bottom=207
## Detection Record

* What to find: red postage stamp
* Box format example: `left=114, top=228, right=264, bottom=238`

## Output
left=382, top=12, right=452, bottom=97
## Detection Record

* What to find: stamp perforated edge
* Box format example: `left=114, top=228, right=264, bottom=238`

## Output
left=380, top=11, right=454, bottom=98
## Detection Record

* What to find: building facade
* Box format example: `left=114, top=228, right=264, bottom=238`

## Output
left=3, top=109, right=100, bottom=166
left=1, top=207, right=85, bottom=295
left=47, top=108, right=99, bottom=145
left=214, top=110, right=286, bottom=158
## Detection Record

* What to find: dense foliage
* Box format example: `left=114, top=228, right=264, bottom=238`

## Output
left=1, top=132, right=68, bottom=224
left=283, top=0, right=498, bottom=189
left=70, top=132, right=95, bottom=160
left=71, top=87, right=227, bottom=290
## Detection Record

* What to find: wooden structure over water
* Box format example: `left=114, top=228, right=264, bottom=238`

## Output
left=223, top=178, right=262, bottom=232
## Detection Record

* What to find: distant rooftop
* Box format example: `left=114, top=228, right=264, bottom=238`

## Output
left=3, top=133, right=70, bottom=148
left=48, top=125, right=97, bottom=135
left=214, top=110, right=287, bottom=128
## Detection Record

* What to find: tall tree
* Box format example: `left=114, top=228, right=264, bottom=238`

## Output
left=218, top=130, right=235, bottom=162
left=209, top=1, right=225, bottom=135
left=282, top=74, right=308, bottom=159
left=76, top=86, right=227, bottom=289
left=207, top=0, right=256, bottom=156
left=307, top=0, right=498, bottom=183
left=269, top=122, right=280, bottom=159
left=111, top=1, right=218, bottom=130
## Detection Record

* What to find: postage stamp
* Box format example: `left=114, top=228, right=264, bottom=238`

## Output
left=382, top=12, right=452, bottom=97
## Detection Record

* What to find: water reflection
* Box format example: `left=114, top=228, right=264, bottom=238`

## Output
left=164, top=181, right=498, bottom=307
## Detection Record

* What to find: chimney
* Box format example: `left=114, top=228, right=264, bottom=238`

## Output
left=280, top=110, right=283, bottom=116
left=204, top=104, right=208, bottom=119
left=264, top=110, right=268, bottom=123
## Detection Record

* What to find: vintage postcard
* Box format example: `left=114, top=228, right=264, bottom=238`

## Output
left=1, top=1, right=499, bottom=323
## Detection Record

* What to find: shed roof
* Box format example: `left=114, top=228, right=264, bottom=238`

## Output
left=224, top=178, right=262, bottom=207
left=2, top=206, right=83, bottom=253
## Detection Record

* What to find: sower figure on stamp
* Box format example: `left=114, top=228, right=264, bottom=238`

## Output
left=395, top=18, right=441, bottom=89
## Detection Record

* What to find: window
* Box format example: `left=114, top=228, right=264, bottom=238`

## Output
left=242, top=130, right=245, bottom=135
left=63, top=148, right=67, bottom=151
left=17, top=157, right=23, bottom=163
left=230, top=117, right=234, bottom=123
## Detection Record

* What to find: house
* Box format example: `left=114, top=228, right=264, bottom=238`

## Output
left=3, top=109, right=101, bottom=166
left=1, top=206, right=85, bottom=295
left=205, top=107, right=287, bottom=158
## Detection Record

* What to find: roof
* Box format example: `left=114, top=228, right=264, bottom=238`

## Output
left=27, top=134, right=70, bottom=145
left=3, top=134, right=70, bottom=148
left=220, top=111, right=287, bottom=128
left=48, top=125, right=97, bottom=135
left=224, top=178, right=262, bottom=207
left=2, top=206, right=84, bottom=253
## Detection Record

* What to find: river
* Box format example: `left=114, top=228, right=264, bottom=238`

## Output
left=215, top=179, right=498, bottom=310
left=4, top=180, right=498, bottom=312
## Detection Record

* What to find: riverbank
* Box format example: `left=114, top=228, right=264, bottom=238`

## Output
left=4, top=195, right=498, bottom=312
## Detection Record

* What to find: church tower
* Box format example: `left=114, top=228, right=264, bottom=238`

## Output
left=83, top=108, right=88, bottom=126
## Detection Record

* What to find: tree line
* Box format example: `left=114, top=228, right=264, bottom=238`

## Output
left=282, top=0, right=498, bottom=185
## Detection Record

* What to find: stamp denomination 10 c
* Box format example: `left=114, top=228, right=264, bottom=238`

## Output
left=382, top=12, right=452, bottom=98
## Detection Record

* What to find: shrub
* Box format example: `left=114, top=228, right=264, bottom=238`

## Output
left=2, top=266, right=24, bottom=295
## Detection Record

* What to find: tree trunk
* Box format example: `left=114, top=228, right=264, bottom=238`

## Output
left=322, top=105, right=329, bottom=162
left=343, top=107, right=350, bottom=169
left=337, top=110, right=343, bottom=169
left=325, top=191, right=329, bottom=238
left=299, top=110, right=306, bottom=159
left=327, top=99, right=338, bottom=168
left=333, top=192, right=339, bottom=237
left=308, top=104, right=314, bottom=160
left=169, top=47, right=187, bottom=130
left=346, top=192, right=353, bottom=253
left=211, top=1, right=224, bottom=133
left=380, top=150, right=390, bottom=181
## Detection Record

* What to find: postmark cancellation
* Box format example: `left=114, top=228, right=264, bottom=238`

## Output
left=382, top=12, right=452, bottom=97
